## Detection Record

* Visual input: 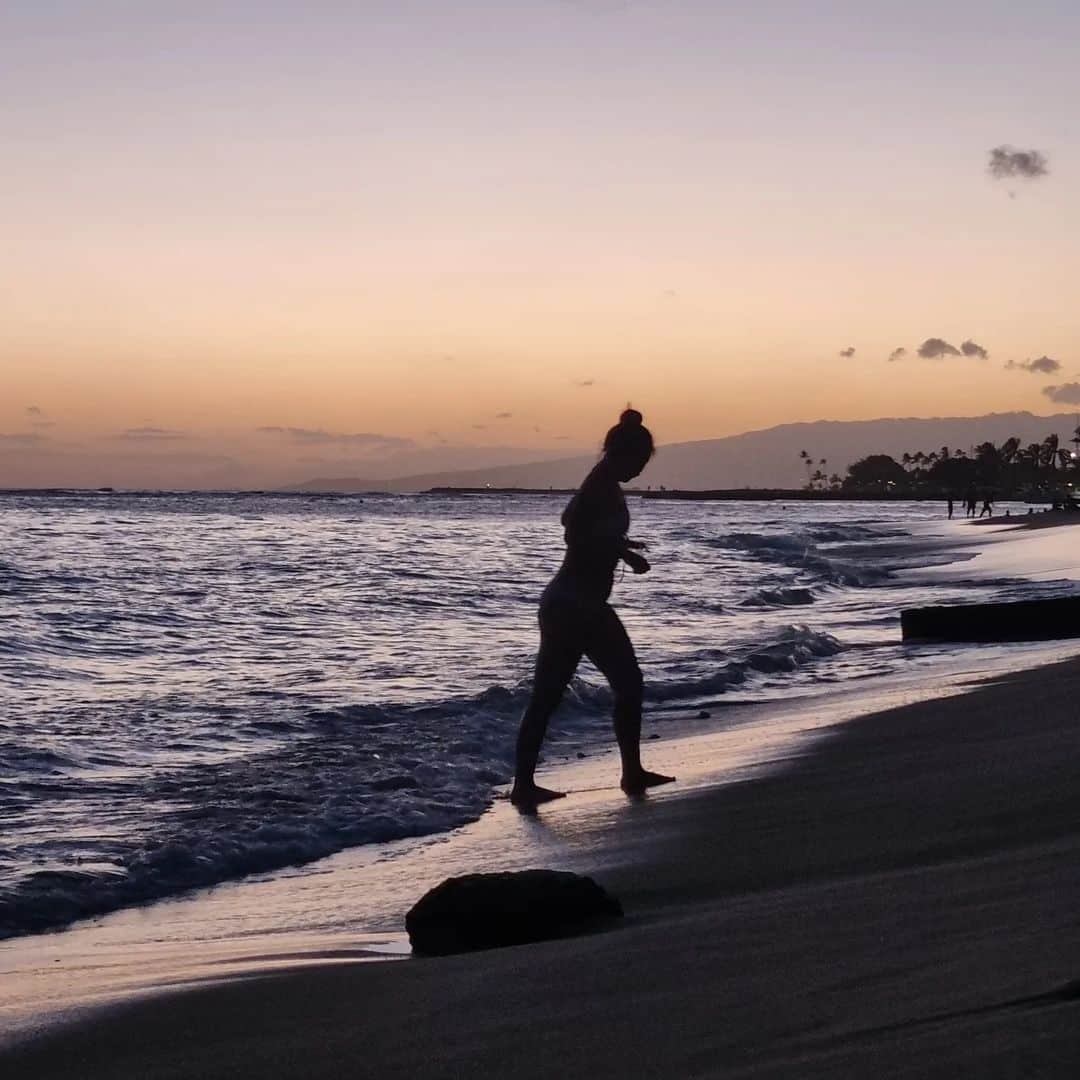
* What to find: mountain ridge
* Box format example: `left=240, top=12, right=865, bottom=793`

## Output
left=285, top=411, right=1080, bottom=493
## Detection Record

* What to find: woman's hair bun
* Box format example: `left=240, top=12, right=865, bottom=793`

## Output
left=603, top=405, right=654, bottom=458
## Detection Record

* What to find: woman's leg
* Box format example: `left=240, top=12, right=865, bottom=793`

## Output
left=586, top=606, right=674, bottom=795
left=511, top=611, right=582, bottom=809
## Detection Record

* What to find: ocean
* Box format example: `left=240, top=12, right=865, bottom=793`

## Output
left=1, top=489, right=1074, bottom=940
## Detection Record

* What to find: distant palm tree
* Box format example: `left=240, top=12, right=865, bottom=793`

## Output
left=1000, top=437, right=1020, bottom=488
left=798, top=449, right=812, bottom=487
left=1043, top=433, right=1060, bottom=474
left=1025, top=443, right=1043, bottom=479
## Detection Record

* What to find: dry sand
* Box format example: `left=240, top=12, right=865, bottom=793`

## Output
left=7, top=658, right=1080, bottom=1077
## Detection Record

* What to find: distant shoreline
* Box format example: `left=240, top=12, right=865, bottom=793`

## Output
left=425, top=486, right=579, bottom=496
left=0, top=486, right=1050, bottom=505
left=428, top=486, right=980, bottom=502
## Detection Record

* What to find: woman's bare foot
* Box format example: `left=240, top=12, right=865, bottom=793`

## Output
left=620, top=769, right=675, bottom=796
left=510, top=783, right=567, bottom=811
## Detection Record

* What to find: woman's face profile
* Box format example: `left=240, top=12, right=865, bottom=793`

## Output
left=611, top=448, right=653, bottom=482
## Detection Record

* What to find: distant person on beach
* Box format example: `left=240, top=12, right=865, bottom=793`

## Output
left=510, top=408, right=674, bottom=810
left=965, top=489, right=977, bottom=518
left=947, top=496, right=954, bottom=520
left=979, top=496, right=993, bottom=518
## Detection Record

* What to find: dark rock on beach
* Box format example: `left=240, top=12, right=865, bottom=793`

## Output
left=901, top=595, right=1080, bottom=643
left=406, top=870, right=623, bottom=956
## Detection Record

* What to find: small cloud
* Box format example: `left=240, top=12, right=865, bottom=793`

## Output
left=960, top=339, right=989, bottom=359
left=988, top=145, right=1049, bottom=181
left=574, top=378, right=596, bottom=388
left=1042, top=383, right=1080, bottom=404
left=1007, top=355, right=1061, bottom=374
left=495, top=411, right=513, bottom=420
left=533, top=425, right=541, bottom=433
left=472, top=424, right=487, bottom=430
left=839, top=346, right=856, bottom=359
left=116, top=427, right=189, bottom=441
left=554, top=435, right=570, bottom=440
left=888, top=347, right=907, bottom=362
left=25, top=405, right=42, bottom=416
left=917, top=337, right=962, bottom=359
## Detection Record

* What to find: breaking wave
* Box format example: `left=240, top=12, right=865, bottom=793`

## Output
left=741, top=586, right=815, bottom=608
left=707, top=531, right=891, bottom=586
left=0, top=625, right=842, bottom=939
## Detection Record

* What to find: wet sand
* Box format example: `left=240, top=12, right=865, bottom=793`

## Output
left=7, top=656, right=1080, bottom=1077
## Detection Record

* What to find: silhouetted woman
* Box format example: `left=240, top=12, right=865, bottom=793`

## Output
left=510, top=408, right=674, bottom=810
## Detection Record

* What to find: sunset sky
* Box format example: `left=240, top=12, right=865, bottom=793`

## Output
left=2, top=0, right=1078, bottom=487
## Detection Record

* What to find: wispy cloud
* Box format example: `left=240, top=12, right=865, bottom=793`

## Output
left=838, top=346, right=855, bottom=359
left=960, top=339, right=989, bottom=359
left=1042, top=383, right=1080, bottom=404
left=1007, top=356, right=1061, bottom=374
left=0, top=432, right=46, bottom=444
left=114, top=427, right=189, bottom=441
left=888, top=347, right=907, bottom=362
left=21, top=405, right=54, bottom=429
left=917, top=338, right=962, bottom=359
left=574, top=378, right=596, bottom=388
left=256, top=426, right=414, bottom=449
left=495, top=411, right=513, bottom=419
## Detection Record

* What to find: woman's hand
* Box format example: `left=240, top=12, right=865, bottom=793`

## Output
left=624, top=538, right=649, bottom=551
left=624, top=550, right=651, bottom=575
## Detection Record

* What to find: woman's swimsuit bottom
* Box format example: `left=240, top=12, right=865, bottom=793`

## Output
left=534, top=572, right=641, bottom=700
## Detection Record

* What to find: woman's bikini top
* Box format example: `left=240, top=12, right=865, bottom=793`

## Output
left=555, top=466, right=629, bottom=601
